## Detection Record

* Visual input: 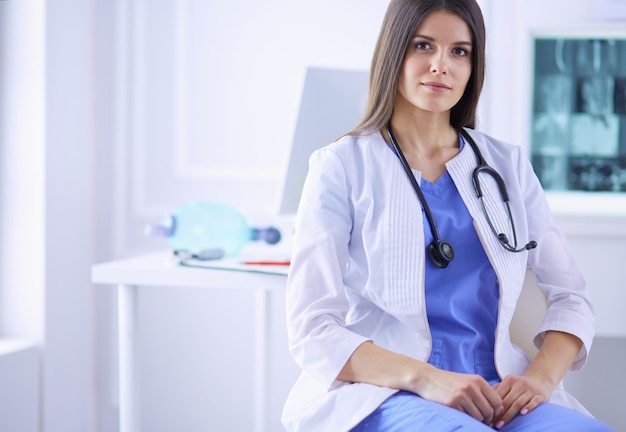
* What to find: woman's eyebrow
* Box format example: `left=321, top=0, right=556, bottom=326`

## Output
left=412, top=34, right=473, bottom=47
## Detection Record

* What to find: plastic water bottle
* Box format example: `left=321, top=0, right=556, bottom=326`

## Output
left=145, top=201, right=281, bottom=258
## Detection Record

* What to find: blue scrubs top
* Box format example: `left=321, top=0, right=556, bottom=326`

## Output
left=421, top=137, right=500, bottom=382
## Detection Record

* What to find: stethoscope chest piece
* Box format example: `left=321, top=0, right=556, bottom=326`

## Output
left=429, top=240, right=455, bottom=269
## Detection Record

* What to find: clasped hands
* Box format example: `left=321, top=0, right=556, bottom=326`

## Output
left=420, top=369, right=552, bottom=430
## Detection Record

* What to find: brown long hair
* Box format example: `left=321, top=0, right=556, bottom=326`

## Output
left=349, top=0, right=486, bottom=135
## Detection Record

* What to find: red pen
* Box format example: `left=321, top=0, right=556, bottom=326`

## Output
left=242, top=260, right=291, bottom=266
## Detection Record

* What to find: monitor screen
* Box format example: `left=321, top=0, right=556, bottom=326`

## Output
left=277, top=67, right=369, bottom=215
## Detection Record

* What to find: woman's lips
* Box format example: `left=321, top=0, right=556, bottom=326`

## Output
left=422, top=81, right=451, bottom=92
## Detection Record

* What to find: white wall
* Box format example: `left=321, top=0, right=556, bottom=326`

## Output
left=0, top=2, right=45, bottom=432
left=0, top=0, right=45, bottom=346
left=44, top=0, right=98, bottom=430
left=1, top=0, right=100, bottom=431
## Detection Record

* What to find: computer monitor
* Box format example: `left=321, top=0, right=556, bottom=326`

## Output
left=277, top=67, right=369, bottom=215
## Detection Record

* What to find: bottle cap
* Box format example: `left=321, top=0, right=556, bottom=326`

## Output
left=144, top=216, right=175, bottom=237
left=251, top=227, right=282, bottom=245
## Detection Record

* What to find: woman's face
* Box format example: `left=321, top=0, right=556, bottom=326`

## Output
left=396, top=10, right=473, bottom=117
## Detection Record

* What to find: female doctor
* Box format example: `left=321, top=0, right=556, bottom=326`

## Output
left=282, top=0, right=613, bottom=431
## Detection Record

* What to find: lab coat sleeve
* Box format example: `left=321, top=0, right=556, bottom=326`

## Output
left=286, top=146, right=371, bottom=391
left=517, top=146, right=595, bottom=370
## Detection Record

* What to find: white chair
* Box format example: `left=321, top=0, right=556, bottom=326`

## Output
left=509, top=269, right=548, bottom=360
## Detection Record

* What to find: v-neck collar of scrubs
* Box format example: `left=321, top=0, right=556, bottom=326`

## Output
left=420, top=171, right=455, bottom=199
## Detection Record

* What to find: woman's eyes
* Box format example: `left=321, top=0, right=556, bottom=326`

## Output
left=413, top=42, right=470, bottom=57
left=452, top=47, right=470, bottom=57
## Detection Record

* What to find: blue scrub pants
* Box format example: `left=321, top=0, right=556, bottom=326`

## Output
left=351, top=391, right=613, bottom=431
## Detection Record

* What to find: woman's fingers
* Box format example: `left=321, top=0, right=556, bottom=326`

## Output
left=447, top=375, right=503, bottom=424
left=417, top=369, right=504, bottom=424
left=492, top=375, right=549, bottom=429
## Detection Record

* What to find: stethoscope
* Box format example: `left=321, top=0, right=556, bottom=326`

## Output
left=385, top=122, right=537, bottom=269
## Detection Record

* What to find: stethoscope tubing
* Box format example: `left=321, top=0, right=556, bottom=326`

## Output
left=386, top=123, right=536, bottom=259
left=386, top=124, right=445, bottom=244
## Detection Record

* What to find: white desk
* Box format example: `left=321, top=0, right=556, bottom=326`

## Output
left=91, top=251, right=288, bottom=432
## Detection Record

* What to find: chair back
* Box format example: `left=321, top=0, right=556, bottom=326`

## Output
left=509, top=269, right=548, bottom=359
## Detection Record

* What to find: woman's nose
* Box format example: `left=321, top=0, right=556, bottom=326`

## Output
left=430, top=53, right=448, bottom=75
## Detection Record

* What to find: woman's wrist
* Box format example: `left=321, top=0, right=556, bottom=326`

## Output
left=402, top=360, right=436, bottom=394
left=524, top=330, right=583, bottom=392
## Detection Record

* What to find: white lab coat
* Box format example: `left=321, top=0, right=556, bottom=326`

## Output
left=282, top=129, right=595, bottom=432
